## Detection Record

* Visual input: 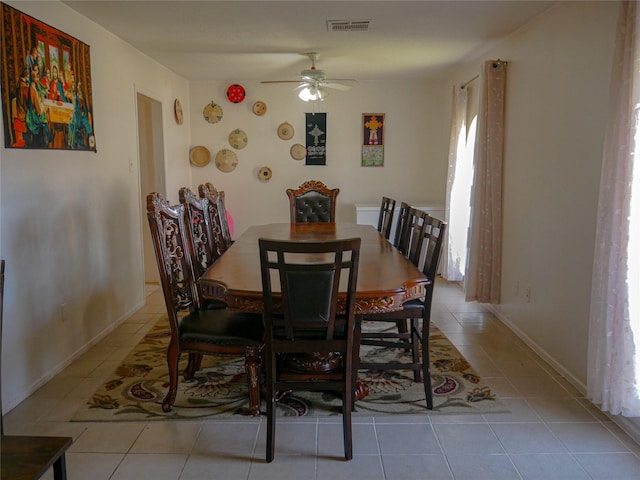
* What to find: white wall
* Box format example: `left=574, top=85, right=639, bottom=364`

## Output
left=0, top=1, right=190, bottom=412
left=187, top=79, right=449, bottom=236
left=446, top=1, right=618, bottom=388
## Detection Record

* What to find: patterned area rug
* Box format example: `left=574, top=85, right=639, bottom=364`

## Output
left=72, top=318, right=508, bottom=421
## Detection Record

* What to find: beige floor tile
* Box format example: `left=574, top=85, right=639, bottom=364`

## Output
left=376, top=423, right=441, bottom=454
left=429, top=413, right=488, bottom=424
left=548, top=422, right=632, bottom=453
left=317, top=422, right=379, bottom=456
left=491, top=422, right=567, bottom=454
left=509, top=453, right=590, bottom=480
left=66, top=452, right=125, bottom=480
left=33, top=375, right=85, bottom=399
left=181, top=453, right=252, bottom=479
left=528, top=397, right=600, bottom=422
left=446, top=453, right=521, bottom=480
left=130, top=421, right=202, bottom=453
left=69, top=422, right=146, bottom=453
left=381, top=453, right=454, bottom=479
left=484, top=398, right=541, bottom=423
left=194, top=422, right=261, bottom=456
left=508, top=375, right=577, bottom=397
left=248, top=454, right=318, bottom=480
left=255, top=421, right=318, bottom=457
left=573, top=452, right=640, bottom=479
left=316, top=454, right=385, bottom=480
left=434, top=423, right=504, bottom=454
left=480, top=376, right=520, bottom=398
left=110, top=453, right=187, bottom=480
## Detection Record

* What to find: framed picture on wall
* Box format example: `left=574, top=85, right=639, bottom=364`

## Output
left=305, top=112, right=326, bottom=165
left=0, top=2, right=96, bottom=151
left=362, top=113, right=384, bottom=166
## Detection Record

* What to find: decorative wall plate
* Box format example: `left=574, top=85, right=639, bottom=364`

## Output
left=189, top=145, right=211, bottom=167
left=203, top=102, right=223, bottom=123
left=290, top=143, right=307, bottom=160
left=228, top=128, right=248, bottom=149
left=226, top=84, right=246, bottom=103
left=215, top=149, right=238, bottom=173
left=174, top=99, right=183, bottom=125
left=252, top=101, right=267, bottom=116
left=277, top=122, right=294, bottom=140
left=258, top=166, right=272, bottom=182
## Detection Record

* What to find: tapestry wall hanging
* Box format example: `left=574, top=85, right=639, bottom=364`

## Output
left=0, top=2, right=96, bottom=151
left=305, top=112, right=326, bottom=165
left=362, top=113, right=384, bottom=166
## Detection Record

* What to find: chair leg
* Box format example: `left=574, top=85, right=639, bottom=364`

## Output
left=266, top=349, right=276, bottom=463
left=52, top=453, right=68, bottom=480
left=343, top=353, right=353, bottom=460
left=244, top=345, right=262, bottom=416
left=184, top=353, right=203, bottom=380
left=352, top=316, right=363, bottom=409
left=422, top=319, right=433, bottom=409
left=410, top=318, right=422, bottom=383
left=162, top=338, right=180, bottom=412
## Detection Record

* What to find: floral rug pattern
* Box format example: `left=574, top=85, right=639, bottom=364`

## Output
left=72, top=319, right=507, bottom=421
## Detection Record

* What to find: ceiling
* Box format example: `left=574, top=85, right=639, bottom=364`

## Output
left=61, top=1, right=556, bottom=83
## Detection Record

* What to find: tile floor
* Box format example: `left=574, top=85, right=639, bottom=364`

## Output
left=4, top=280, right=640, bottom=479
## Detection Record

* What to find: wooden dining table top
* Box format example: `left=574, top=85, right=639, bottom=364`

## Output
left=198, top=222, right=429, bottom=315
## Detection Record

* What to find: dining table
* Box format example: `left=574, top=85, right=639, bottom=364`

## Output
left=197, top=222, right=429, bottom=410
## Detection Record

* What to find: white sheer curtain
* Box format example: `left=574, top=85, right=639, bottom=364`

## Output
left=588, top=0, right=640, bottom=417
left=465, top=60, right=507, bottom=304
left=444, top=85, right=468, bottom=281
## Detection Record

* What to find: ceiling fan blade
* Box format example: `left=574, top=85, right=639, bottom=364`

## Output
left=261, top=80, right=303, bottom=84
left=322, top=82, right=354, bottom=91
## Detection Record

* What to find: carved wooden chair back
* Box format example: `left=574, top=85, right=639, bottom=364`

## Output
left=377, top=196, right=396, bottom=240
left=286, top=180, right=339, bottom=223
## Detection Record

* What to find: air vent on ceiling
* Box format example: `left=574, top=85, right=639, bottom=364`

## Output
left=326, top=20, right=372, bottom=32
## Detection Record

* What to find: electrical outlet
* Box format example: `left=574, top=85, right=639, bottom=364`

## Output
left=524, top=286, right=532, bottom=303
left=59, top=303, right=68, bottom=322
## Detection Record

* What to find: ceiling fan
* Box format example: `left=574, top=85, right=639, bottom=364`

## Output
left=261, top=52, right=357, bottom=101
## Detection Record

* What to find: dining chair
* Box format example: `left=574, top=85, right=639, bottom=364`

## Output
left=198, top=182, right=233, bottom=253
left=259, top=237, right=361, bottom=462
left=179, top=186, right=228, bottom=314
left=146, top=192, right=264, bottom=415
left=392, top=201, right=411, bottom=250
left=0, top=259, right=73, bottom=480
left=356, top=215, right=447, bottom=409
left=363, top=207, right=429, bottom=359
left=286, top=179, right=339, bottom=223
left=179, top=187, right=224, bottom=277
left=377, top=196, right=396, bottom=240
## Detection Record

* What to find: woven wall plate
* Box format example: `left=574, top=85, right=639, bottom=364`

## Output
left=174, top=99, right=183, bottom=125
left=228, top=128, right=248, bottom=149
left=252, top=101, right=267, bottom=116
left=203, top=102, right=223, bottom=124
left=258, top=166, right=272, bottom=181
left=277, top=122, right=294, bottom=140
left=189, top=146, right=211, bottom=167
left=290, top=143, right=307, bottom=160
left=215, top=149, right=238, bottom=173
left=226, top=84, right=246, bottom=103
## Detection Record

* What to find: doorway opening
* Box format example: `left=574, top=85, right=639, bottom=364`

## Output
left=136, top=92, right=165, bottom=286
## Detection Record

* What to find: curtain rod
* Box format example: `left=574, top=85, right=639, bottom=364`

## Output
left=460, top=59, right=507, bottom=89
left=460, top=74, right=479, bottom=90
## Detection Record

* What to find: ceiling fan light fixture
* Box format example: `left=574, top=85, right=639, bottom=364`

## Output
left=298, top=85, right=328, bottom=102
